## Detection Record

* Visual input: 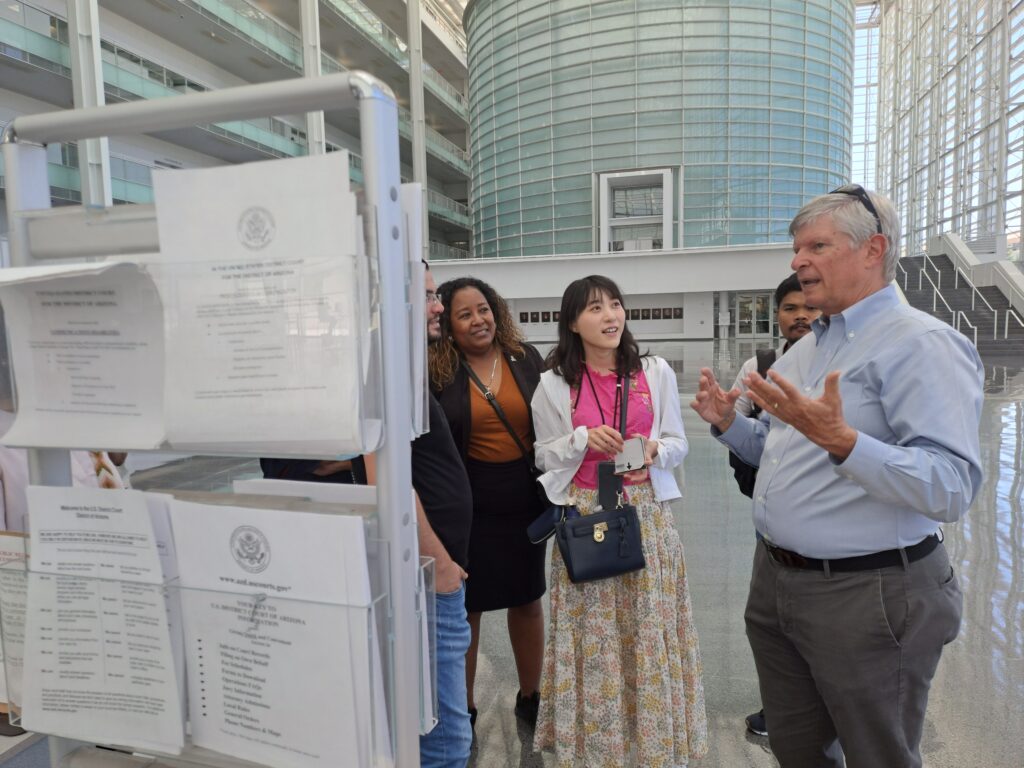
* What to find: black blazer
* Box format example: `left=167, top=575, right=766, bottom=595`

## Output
left=433, top=343, right=545, bottom=463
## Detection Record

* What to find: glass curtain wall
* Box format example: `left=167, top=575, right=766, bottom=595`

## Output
left=465, top=0, right=854, bottom=258
left=852, top=3, right=880, bottom=188
left=877, top=0, right=1023, bottom=260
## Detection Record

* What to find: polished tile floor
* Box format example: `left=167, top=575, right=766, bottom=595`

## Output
left=4, top=341, right=1019, bottom=768
left=468, top=341, right=1024, bottom=768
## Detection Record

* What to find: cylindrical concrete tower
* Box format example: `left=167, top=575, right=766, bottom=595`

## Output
left=464, top=0, right=854, bottom=258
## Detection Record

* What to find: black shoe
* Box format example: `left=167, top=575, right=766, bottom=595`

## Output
left=745, top=708, right=767, bottom=737
left=514, top=690, right=540, bottom=728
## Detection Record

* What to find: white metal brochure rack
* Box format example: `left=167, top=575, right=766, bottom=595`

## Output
left=0, top=72, right=422, bottom=767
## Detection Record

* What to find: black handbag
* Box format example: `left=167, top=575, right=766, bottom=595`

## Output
left=554, top=372, right=647, bottom=583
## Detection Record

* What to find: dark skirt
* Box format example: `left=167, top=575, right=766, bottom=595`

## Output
left=464, top=456, right=547, bottom=613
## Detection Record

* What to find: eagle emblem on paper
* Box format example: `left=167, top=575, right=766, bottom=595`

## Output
left=230, top=525, right=271, bottom=573
left=237, top=207, right=276, bottom=250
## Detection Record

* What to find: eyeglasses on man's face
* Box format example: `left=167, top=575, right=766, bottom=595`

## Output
left=425, top=291, right=442, bottom=306
left=830, top=184, right=883, bottom=234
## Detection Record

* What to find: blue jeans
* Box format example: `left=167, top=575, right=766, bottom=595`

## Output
left=419, top=582, right=472, bottom=768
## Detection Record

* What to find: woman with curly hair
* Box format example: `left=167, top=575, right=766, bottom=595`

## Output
left=429, top=277, right=546, bottom=730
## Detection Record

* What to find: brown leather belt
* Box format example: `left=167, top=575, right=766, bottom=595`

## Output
left=762, top=534, right=940, bottom=572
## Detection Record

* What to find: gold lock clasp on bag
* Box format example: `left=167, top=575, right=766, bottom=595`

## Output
left=593, top=522, right=608, bottom=542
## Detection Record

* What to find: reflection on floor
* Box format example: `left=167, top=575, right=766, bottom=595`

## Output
left=4, top=341, right=1019, bottom=768
left=467, top=341, right=1024, bottom=768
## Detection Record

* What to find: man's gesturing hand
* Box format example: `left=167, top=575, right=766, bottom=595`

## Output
left=745, top=370, right=858, bottom=460
left=690, top=367, right=741, bottom=432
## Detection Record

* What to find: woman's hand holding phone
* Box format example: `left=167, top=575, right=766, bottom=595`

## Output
left=620, top=435, right=658, bottom=483
left=587, top=425, right=624, bottom=456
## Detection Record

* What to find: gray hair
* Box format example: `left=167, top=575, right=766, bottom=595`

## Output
left=789, top=186, right=900, bottom=282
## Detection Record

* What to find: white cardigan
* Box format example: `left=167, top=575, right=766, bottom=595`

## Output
left=531, top=356, right=688, bottom=504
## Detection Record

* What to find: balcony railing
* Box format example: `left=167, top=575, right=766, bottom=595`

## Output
left=3, top=1, right=468, bottom=173
left=398, top=107, right=468, bottom=171
left=426, top=189, right=469, bottom=226
left=429, top=241, right=471, bottom=260
left=344, top=158, right=468, bottom=228
left=422, top=0, right=467, bottom=55
left=0, top=145, right=154, bottom=205
left=422, top=61, right=466, bottom=112
left=323, top=0, right=407, bottom=63
left=0, top=6, right=308, bottom=160
left=321, top=52, right=345, bottom=74
left=0, top=15, right=70, bottom=75
left=182, top=0, right=301, bottom=68
left=321, top=0, right=466, bottom=117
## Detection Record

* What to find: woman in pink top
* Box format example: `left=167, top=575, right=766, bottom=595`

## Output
left=530, top=275, right=707, bottom=768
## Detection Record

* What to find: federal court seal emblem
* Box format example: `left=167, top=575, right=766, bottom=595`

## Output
left=237, top=207, right=275, bottom=250
left=230, top=526, right=271, bottom=573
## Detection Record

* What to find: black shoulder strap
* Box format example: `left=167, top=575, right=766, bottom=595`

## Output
left=755, top=348, right=777, bottom=379
left=462, top=359, right=532, bottom=462
left=618, top=371, right=630, bottom=433
left=597, top=372, right=631, bottom=511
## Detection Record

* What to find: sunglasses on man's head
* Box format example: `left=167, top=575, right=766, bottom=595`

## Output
left=830, top=184, right=882, bottom=234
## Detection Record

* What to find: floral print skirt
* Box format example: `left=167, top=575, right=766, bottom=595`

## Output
left=533, top=482, right=708, bottom=768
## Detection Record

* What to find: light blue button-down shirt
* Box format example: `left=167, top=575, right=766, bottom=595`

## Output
left=717, top=285, right=984, bottom=559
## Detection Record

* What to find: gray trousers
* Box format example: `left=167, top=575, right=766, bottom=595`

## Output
left=745, top=540, right=962, bottom=768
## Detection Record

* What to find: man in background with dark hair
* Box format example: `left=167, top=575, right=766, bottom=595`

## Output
left=731, top=274, right=819, bottom=422
left=727, top=273, right=819, bottom=738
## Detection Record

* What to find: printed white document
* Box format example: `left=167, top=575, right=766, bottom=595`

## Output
left=0, top=262, right=164, bottom=449
left=0, top=533, right=27, bottom=710
left=231, top=478, right=393, bottom=760
left=153, top=153, right=378, bottom=454
left=170, top=499, right=377, bottom=768
left=20, top=487, right=184, bottom=753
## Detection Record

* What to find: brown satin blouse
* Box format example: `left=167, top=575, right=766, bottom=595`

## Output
left=467, top=356, right=533, bottom=462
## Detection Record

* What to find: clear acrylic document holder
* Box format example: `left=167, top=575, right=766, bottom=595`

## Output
left=417, top=557, right=438, bottom=735
left=1, top=70, right=424, bottom=766
left=0, top=211, right=385, bottom=457
left=0, top=553, right=393, bottom=768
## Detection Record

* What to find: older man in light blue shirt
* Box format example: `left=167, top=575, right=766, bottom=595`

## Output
left=692, top=185, right=983, bottom=768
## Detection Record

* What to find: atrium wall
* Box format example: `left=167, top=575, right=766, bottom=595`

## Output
left=464, top=0, right=855, bottom=258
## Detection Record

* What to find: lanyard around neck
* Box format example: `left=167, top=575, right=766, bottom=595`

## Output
left=581, top=365, right=623, bottom=429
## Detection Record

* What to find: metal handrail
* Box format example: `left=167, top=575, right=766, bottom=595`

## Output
left=921, top=251, right=943, bottom=289
left=956, top=312, right=978, bottom=346
left=953, top=266, right=998, bottom=339
left=920, top=269, right=955, bottom=326
left=895, top=259, right=910, bottom=291
left=1006, top=308, right=1024, bottom=337
left=992, top=268, right=1024, bottom=322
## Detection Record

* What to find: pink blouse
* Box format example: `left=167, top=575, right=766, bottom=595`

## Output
left=570, top=365, right=654, bottom=489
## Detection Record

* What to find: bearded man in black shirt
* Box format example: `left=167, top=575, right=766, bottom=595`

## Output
left=365, top=264, right=474, bottom=767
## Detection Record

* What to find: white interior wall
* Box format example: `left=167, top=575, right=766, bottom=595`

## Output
left=431, top=244, right=794, bottom=340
